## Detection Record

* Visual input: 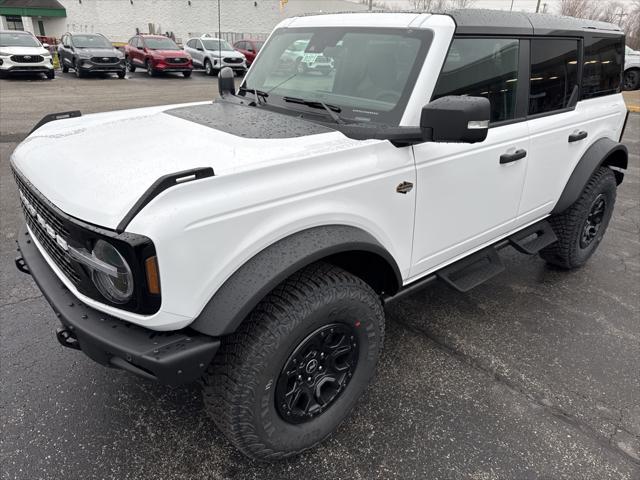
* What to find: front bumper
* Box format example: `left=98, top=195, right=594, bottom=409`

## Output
left=77, top=60, right=125, bottom=73
left=16, top=224, right=220, bottom=386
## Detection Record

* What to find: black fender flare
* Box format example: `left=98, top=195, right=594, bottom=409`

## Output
left=552, top=137, right=628, bottom=214
left=190, top=225, right=402, bottom=337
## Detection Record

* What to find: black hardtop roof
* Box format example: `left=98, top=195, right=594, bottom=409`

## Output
left=449, top=9, right=623, bottom=37
left=292, top=9, right=623, bottom=37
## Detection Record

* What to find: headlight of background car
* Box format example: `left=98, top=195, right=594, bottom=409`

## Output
left=90, top=240, right=134, bottom=303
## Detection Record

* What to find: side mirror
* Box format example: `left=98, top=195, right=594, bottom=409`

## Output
left=42, top=42, right=50, bottom=49
left=196, top=47, right=203, bottom=51
left=218, top=67, right=235, bottom=96
left=421, top=96, right=490, bottom=143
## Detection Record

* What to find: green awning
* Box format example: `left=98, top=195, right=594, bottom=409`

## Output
left=0, top=0, right=66, bottom=17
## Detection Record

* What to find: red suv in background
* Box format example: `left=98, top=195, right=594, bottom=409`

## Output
left=124, top=35, right=192, bottom=77
left=233, top=39, right=264, bottom=66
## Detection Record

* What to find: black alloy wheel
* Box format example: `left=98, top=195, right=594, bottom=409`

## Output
left=275, top=323, right=359, bottom=424
left=580, top=194, right=607, bottom=248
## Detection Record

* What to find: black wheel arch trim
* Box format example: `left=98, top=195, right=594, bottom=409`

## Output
left=552, top=137, right=628, bottom=215
left=190, top=225, right=402, bottom=337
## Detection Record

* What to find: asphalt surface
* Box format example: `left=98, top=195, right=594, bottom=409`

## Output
left=1, top=71, right=639, bottom=480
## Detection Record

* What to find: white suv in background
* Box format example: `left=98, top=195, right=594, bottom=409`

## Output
left=0, top=30, right=54, bottom=79
left=184, top=35, right=246, bottom=76
left=12, top=11, right=629, bottom=461
left=624, top=45, right=640, bottom=90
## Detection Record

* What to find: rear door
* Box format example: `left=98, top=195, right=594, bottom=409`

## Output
left=519, top=36, right=626, bottom=224
left=410, top=37, right=530, bottom=278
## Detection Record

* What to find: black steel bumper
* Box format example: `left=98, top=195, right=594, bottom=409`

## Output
left=15, top=224, right=220, bottom=386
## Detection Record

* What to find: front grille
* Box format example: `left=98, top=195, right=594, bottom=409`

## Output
left=224, top=57, right=243, bottom=64
left=91, top=56, right=119, bottom=64
left=11, top=55, right=44, bottom=63
left=13, top=169, right=81, bottom=284
left=167, top=57, right=187, bottom=64
left=315, top=56, right=330, bottom=63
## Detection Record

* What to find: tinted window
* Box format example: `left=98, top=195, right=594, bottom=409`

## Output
left=529, top=39, right=579, bottom=115
left=186, top=39, right=194, bottom=48
left=432, top=38, right=520, bottom=123
left=71, top=34, right=111, bottom=49
left=582, top=36, right=623, bottom=99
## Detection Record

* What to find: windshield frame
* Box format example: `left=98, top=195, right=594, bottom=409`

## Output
left=202, top=39, right=233, bottom=51
left=0, top=32, right=41, bottom=48
left=71, top=34, right=112, bottom=49
left=239, top=27, right=433, bottom=127
left=143, top=36, right=180, bottom=51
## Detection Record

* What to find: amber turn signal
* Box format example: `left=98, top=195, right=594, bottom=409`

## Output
left=144, top=256, right=160, bottom=295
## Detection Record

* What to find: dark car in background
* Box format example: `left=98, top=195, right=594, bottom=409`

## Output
left=124, top=35, right=192, bottom=77
left=58, top=33, right=125, bottom=78
left=233, top=39, right=264, bottom=65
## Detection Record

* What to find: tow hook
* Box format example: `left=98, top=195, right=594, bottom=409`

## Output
left=56, top=327, right=81, bottom=350
left=15, top=256, right=30, bottom=275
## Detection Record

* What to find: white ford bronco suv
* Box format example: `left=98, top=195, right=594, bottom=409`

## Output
left=13, top=11, right=629, bottom=460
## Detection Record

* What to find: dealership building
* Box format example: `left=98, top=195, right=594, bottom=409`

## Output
left=0, top=0, right=368, bottom=43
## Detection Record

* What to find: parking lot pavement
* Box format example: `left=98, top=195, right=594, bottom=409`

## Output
left=1, top=73, right=639, bottom=480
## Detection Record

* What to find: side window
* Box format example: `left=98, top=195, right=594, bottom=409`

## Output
left=528, top=39, right=579, bottom=115
left=582, top=36, right=623, bottom=99
left=186, top=39, right=194, bottom=48
left=432, top=38, right=520, bottom=124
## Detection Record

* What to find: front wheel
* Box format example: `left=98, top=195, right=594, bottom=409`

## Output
left=74, top=63, right=84, bottom=78
left=46, top=69, right=54, bottom=79
left=183, top=70, right=192, bottom=78
left=204, top=59, right=213, bottom=76
left=540, top=166, right=617, bottom=269
left=146, top=60, right=155, bottom=77
left=201, top=262, right=385, bottom=460
left=117, top=70, right=126, bottom=79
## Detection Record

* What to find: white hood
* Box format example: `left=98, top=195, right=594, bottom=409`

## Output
left=11, top=102, right=354, bottom=230
left=0, top=45, right=49, bottom=56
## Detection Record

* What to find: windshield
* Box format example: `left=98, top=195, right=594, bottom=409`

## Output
left=241, top=27, right=431, bottom=126
left=72, top=34, right=112, bottom=49
left=0, top=32, right=40, bottom=48
left=202, top=39, right=233, bottom=51
left=144, top=37, right=180, bottom=50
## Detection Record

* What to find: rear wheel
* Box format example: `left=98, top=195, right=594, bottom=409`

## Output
left=126, top=57, right=136, bottom=72
left=540, top=166, right=617, bottom=269
left=201, top=262, right=385, bottom=460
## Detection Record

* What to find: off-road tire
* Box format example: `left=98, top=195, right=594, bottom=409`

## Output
left=623, top=69, right=639, bottom=91
left=201, top=262, right=385, bottom=461
left=540, top=166, right=617, bottom=269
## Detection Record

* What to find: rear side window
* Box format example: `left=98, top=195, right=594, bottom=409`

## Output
left=528, top=39, right=579, bottom=115
left=582, top=36, right=623, bottom=99
left=432, top=38, right=520, bottom=124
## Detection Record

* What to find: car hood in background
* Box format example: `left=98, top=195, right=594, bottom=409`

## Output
left=75, top=47, right=123, bottom=58
left=10, top=101, right=360, bottom=230
left=207, top=49, right=243, bottom=58
left=0, top=46, right=49, bottom=56
left=150, top=50, right=190, bottom=57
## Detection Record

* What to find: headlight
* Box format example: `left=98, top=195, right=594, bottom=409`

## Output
left=90, top=240, right=134, bottom=303
left=0, top=51, right=10, bottom=56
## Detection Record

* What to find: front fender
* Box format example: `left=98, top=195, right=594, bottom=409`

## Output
left=190, top=225, right=401, bottom=337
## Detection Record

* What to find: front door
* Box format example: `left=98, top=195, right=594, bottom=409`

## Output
left=410, top=37, right=529, bottom=279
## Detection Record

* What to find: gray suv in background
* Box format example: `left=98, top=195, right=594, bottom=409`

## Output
left=184, top=36, right=247, bottom=76
left=58, top=33, right=125, bottom=79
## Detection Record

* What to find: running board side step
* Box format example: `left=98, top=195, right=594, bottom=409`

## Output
left=437, top=247, right=505, bottom=293
left=508, top=220, right=557, bottom=255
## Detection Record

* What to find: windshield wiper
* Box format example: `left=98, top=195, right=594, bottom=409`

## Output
left=283, top=96, right=344, bottom=124
left=238, top=86, right=269, bottom=105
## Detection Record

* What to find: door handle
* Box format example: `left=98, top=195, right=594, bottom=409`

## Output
left=500, top=149, right=527, bottom=164
left=568, top=130, right=588, bottom=142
